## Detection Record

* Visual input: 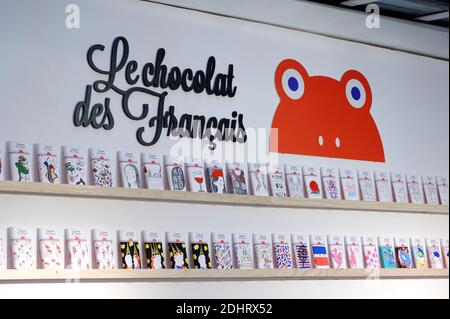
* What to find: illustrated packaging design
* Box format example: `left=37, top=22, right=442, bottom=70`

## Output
left=38, top=228, right=63, bottom=270
left=441, top=239, right=449, bottom=269
left=253, top=234, right=274, bottom=269
left=186, top=158, right=207, bottom=193
left=422, top=176, right=440, bottom=205
left=212, top=232, right=233, bottom=269
left=143, top=231, right=165, bottom=270
left=165, top=156, right=187, bottom=192
left=9, top=227, right=35, bottom=270
left=378, top=237, right=397, bottom=269
left=406, top=174, right=425, bottom=204
left=118, top=230, right=141, bottom=270
left=35, top=144, right=60, bottom=184
left=227, top=162, right=248, bottom=195
left=391, top=173, right=408, bottom=203
left=436, top=177, right=449, bottom=206
left=268, top=164, right=288, bottom=198
left=411, top=238, right=428, bottom=269
left=66, top=229, right=90, bottom=270
left=118, top=151, right=141, bottom=189
left=272, top=234, right=292, bottom=269
left=93, top=230, right=116, bottom=270
left=362, top=236, right=380, bottom=269
left=190, top=232, right=212, bottom=269
left=167, top=232, right=189, bottom=270
left=248, top=163, right=269, bottom=197
left=233, top=233, right=253, bottom=269
left=339, top=169, right=360, bottom=201
left=310, top=235, right=329, bottom=269
left=89, top=149, right=113, bottom=187
left=206, top=161, right=227, bottom=194
left=7, top=141, right=32, bottom=183
left=374, top=171, right=393, bottom=202
left=63, top=146, right=86, bottom=186
left=426, top=238, right=444, bottom=269
left=321, top=167, right=341, bottom=200
left=303, top=167, right=322, bottom=199
left=142, top=153, right=164, bottom=191
left=358, top=170, right=376, bottom=201
left=345, top=236, right=364, bottom=269
left=328, top=235, right=347, bottom=269
left=292, top=235, right=311, bottom=269
left=394, top=237, right=413, bottom=269
left=285, top=165, right=305, bottom=198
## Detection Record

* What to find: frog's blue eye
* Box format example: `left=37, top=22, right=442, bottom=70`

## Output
left=346, top=79, right=366, bottom=109
left=351, top=87, right=361, bottom=101
left=288, top=77, right=299, bottom=92
left=282, top=69, right=305, bottom=100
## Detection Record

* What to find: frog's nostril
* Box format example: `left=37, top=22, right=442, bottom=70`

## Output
left=335, top=137, right=341, bottom=148
left=318, top=135, right=324, bottom=146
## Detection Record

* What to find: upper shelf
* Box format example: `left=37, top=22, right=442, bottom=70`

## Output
left=0, top=181, right=448, bottom=215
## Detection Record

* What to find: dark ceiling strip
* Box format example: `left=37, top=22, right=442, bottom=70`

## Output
left=416, top=10, right=450, bottom=22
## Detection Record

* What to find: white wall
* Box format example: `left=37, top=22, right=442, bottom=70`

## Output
left=0, top=0, right=448, bottom=298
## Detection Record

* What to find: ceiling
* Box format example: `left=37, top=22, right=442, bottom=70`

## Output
left=306, top=0, right=449, bottom=27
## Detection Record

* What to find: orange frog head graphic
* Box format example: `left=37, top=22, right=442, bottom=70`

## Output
left=270, top=59, right=385, bottom=162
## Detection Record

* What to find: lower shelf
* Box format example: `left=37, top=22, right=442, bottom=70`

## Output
left=0, top=268, right=447, bottom=283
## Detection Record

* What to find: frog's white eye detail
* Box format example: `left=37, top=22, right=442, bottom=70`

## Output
left=346, top=79, right=366, bottom=109
left=282, top=69, right=305, bottom=100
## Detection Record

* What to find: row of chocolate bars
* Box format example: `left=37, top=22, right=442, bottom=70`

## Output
left=0, top=227, right=448, bottom=271
left=0, top=141, right=448, bottom=205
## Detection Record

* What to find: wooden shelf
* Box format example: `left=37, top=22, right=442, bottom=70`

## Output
left=0, top=268, right=447, bottom=283
left=0, top=181, right=448, bottom=215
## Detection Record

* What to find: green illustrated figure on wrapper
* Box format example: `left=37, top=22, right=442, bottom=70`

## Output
left=66, top=162, right=75, bottom=175
left=15, top=155, right=30, bottom=182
